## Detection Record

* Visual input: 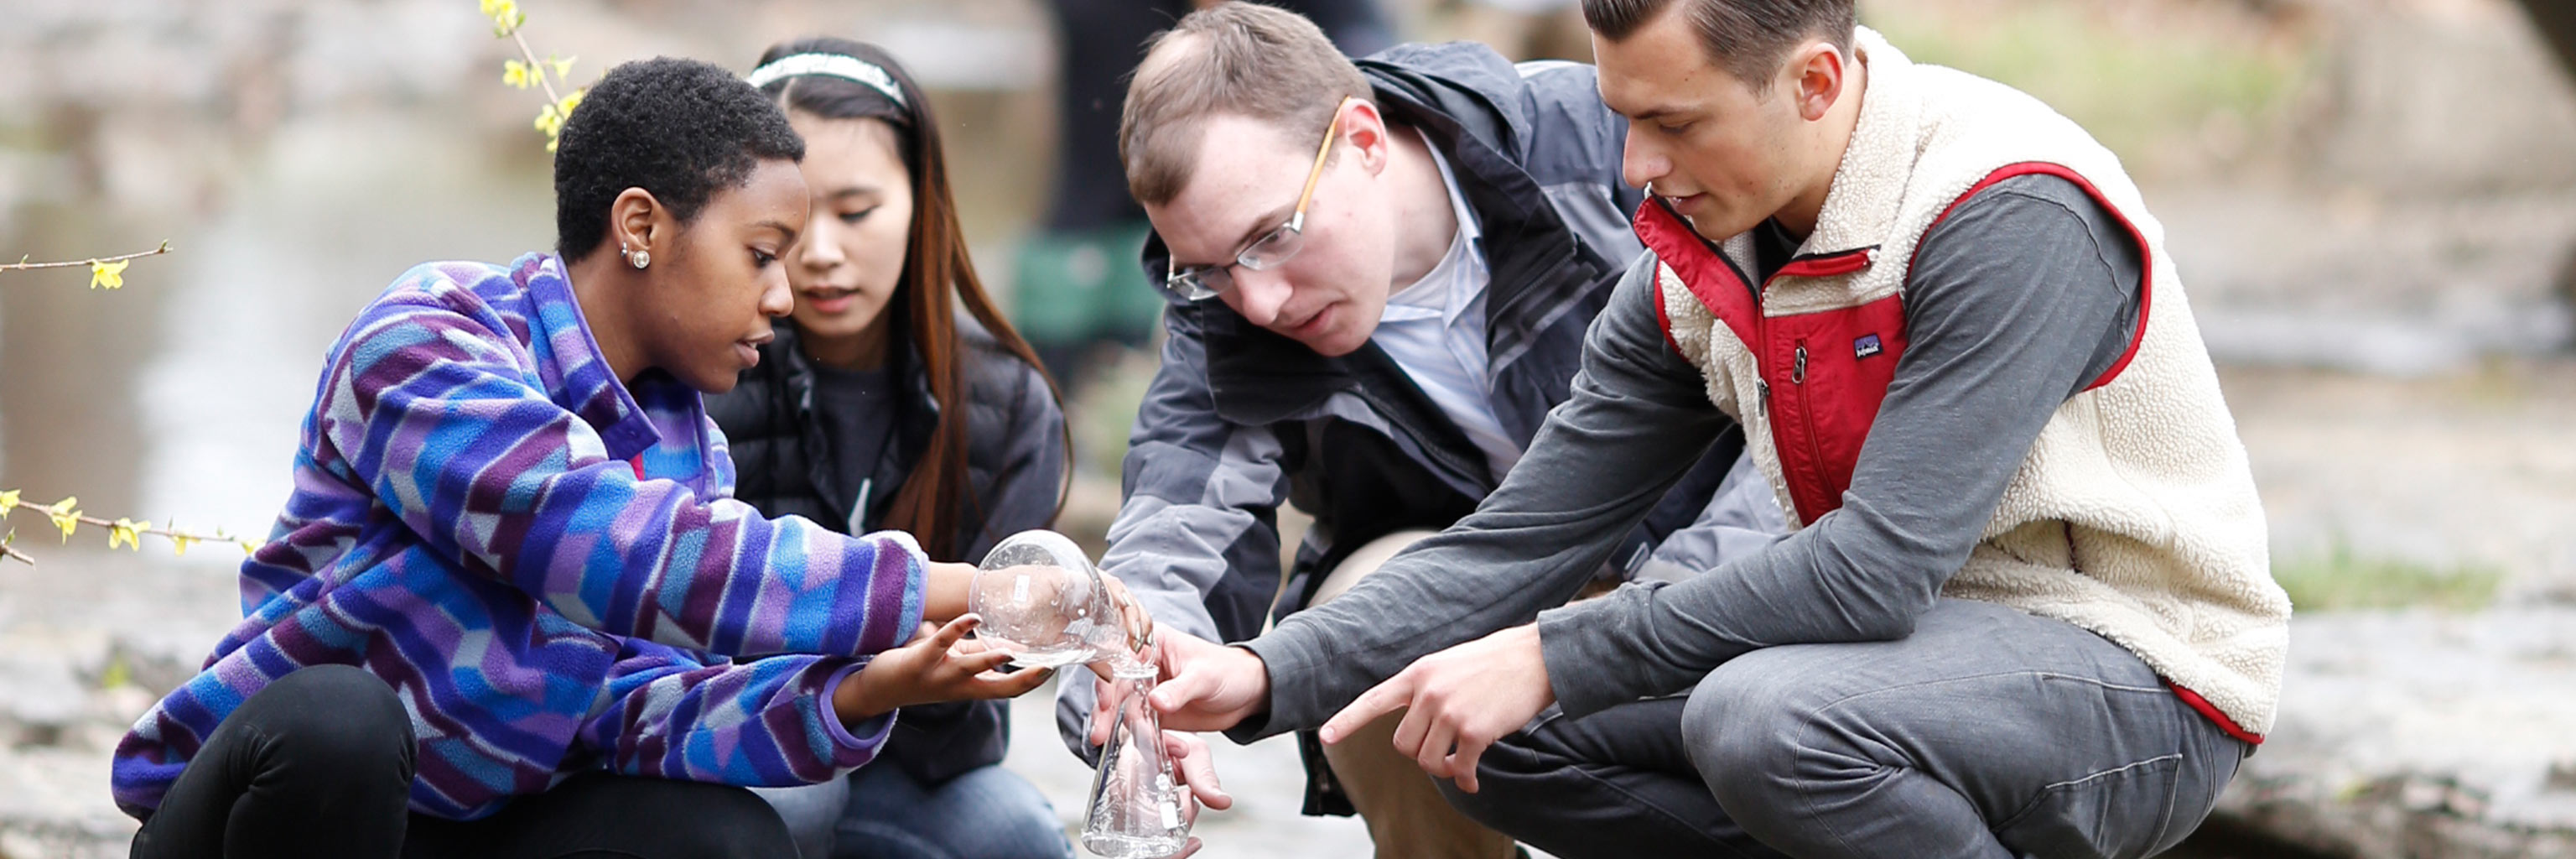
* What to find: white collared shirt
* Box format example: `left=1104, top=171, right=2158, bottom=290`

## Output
left=1371, top=132, right=1521, bottom=482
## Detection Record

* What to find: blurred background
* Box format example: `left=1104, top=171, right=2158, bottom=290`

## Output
left=1, top=0, right=2572, bottom=856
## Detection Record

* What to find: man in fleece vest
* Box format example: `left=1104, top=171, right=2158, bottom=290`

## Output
left=1124, top=0, right=2290, bottom=856
left=1068, top=4, right=1786, bottom=857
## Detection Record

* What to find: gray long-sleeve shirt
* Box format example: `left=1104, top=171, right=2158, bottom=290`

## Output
left=1233, top=174, right=2145, bottom=737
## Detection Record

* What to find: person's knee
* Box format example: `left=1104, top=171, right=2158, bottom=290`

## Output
left=922, top=767, right=1072, bottom=859
left=1683, top=654, right=1837, bottom=825
left=1426, top=731, right=1554, bottom=836
left=1309, top=529, right=1438, bottom=607
left=1430, top=761, right=1517, bottom=833
left=247, top=664, right=414, bottom=775
left=749, top=780, right=847, bottom=859
left=968, top=799, right=1071, bottom=859
left=664, top=783, right=800, bottom=859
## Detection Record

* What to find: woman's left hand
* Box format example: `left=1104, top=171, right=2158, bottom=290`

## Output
left=834, top=614, right=1050, bottom=722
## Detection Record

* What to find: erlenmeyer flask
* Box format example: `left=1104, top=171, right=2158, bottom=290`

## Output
left=1083, top=669, right=1192, bottom=858
left=971, top=529, right=1108, bottom=669
left=972, top=528, right=1150, bottom=673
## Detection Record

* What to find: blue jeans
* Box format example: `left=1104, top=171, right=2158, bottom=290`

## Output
left=755, top=762, right=1072, bottom=859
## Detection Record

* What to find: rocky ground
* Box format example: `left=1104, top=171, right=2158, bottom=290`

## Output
left=2218, top=608, right=2576, bottom=859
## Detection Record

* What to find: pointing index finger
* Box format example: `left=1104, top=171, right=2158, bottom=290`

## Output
left=1320, top=674, right=1411, bottom=746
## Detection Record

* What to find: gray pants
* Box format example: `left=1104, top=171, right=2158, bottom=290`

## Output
left=1442, top=599, right=2248, bottom=859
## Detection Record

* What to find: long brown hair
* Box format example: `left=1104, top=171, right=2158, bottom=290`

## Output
left=753, top=37, right=1070, bottom=560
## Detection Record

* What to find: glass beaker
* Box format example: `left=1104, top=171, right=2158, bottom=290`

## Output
left=1083, top=669, right=1192, bottom=858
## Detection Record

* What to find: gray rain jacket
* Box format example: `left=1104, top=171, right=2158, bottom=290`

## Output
left=1060, top=42, right=1781, bottom=815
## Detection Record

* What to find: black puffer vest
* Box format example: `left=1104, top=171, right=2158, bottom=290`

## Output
left=707, top=312, right=1067, bottom=784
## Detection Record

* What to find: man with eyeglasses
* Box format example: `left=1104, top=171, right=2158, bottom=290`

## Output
left=1054, top=4, right=1780, bottom=858
left=1130, top=0, right=2283, bottom=856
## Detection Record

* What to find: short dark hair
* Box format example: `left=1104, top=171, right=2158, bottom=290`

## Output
left=1582, top=0, right=1857, bottom=86
left=1119, top=3, right=1373, bottom=207
left=553, top=56, right=805, bottom=262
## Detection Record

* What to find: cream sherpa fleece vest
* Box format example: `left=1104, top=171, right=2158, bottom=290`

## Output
left=1644, top=29, right=2287, bottom=739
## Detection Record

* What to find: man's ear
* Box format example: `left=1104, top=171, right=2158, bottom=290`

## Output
left=610, top=187, right=662, bottom=255
left=1788, top=40, right=1847, bottom=122
left=1342, top=99, right=1394, bottom=177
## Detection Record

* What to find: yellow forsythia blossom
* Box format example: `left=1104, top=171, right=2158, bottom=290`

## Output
left=44, top=497, right=80, bottom=540
left=108, top=518, right=148, bottom=551
left=89, top=258, right=128, bottom=289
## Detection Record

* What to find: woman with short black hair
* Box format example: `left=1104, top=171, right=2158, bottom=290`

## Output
left=112, top=55, right=1061, bottom=858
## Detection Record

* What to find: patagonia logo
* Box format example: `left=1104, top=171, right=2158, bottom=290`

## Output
left=1854, top=333, right=1884, bottom=359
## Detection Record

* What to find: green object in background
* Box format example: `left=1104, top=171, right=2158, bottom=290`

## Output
left=2272, top=541, right=2504, bottom=612
left=1010, top=221, right=1166, bottom=346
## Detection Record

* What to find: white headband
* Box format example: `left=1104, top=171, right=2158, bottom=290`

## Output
left=746, top=53, right=906, bottom=107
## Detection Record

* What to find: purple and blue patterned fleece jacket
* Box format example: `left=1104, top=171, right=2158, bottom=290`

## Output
left=111, top=252, right=927, bottom=820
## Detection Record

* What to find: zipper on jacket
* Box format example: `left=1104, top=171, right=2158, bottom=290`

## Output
left=1752, top=271, right=1771, bottom=419
left=1790, top=338, right=1830, bottom=512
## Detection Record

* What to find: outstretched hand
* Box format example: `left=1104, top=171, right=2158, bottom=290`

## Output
left=1317, top=623, right=1553, bottom=794
left=1087, top=627, right=1271, bottom=745
left=836, top=614, right=1051, bottom=723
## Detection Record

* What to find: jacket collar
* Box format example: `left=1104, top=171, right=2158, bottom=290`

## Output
left=763, top=318, right=942, bottom=518
left=1364, top=54, right=1591, bottom=366
left=516, top=252, right=671, bottom=464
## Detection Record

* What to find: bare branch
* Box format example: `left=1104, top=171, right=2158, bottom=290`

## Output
left=0, top=240, right=173, bottom=273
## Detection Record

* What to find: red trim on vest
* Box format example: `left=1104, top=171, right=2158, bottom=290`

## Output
left=1635, top=200, right=1761, bottom=351
left=1632, top=198, right=1900, bottom=524
left=2167, top=680, right=2265, bottom=746
left=1913, top=163, right=2155, bottom=391
left=630, top=455, right=646, bottom=480
left=1778, top=247, right=1878, bottom=279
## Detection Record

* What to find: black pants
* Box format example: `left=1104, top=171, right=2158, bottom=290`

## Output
left=131, top=664, right=797, bottom=859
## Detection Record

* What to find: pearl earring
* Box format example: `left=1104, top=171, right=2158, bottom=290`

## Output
left=629, top=249, right=650, bottom=269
